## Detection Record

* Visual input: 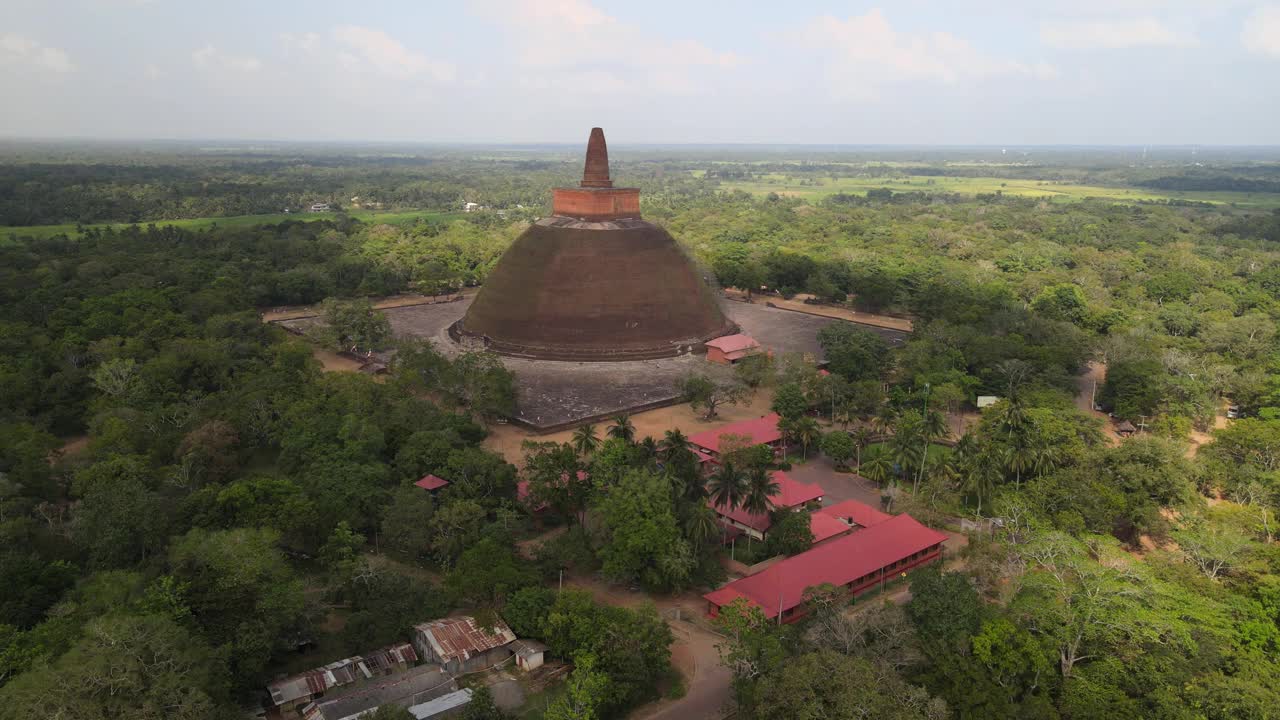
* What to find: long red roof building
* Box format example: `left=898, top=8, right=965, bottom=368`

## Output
left=688, top=413, right=783, bottom=456
left=704, top=512, right=948, bottom=622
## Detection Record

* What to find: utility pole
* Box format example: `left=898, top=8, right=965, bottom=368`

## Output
left=916, top=383, right=931, bottom=493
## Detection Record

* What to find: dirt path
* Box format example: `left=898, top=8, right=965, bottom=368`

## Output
left=634, top=620, right=732, bottom=720
left=483, top=388, right=778, bottom=465
left=723, top=290, right=913, bottom=332
left=260, top=290, right=475, bottom=322
left=1074, top=361, right=1122, bottom=445
left=557, top=576, right=731, bottom=720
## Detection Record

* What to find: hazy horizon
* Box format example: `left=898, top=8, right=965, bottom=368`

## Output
left=5, top=0, right=1280, bottom=145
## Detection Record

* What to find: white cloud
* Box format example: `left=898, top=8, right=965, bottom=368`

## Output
left=331, top=25, right=455, bottom=81
left=192, top=44, right=261, bottom=72
left=788, top=10, right=1056, bottom=101
left=472, top=0, right=740, bottom=95
left=1040, top=17, right=1198, bottom=49
left=0, top=33, right=75, bottom=73
left=1242, top=5, right=1280, bottom=57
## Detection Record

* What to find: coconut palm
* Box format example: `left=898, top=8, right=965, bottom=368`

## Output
left=638, top=436, right=659, bottom=463
left=607, top=413, right=636, bottom=443
left=913, top=409, right=950, bottom=493
left=850, top=427, right=874, bottom=468
left=742, top=466, right=780, bottom=518
left=571, top=424, right=599, bottom=457
left=659, top=428, right=693, bottom=464
left=859, top=449, right=894, bottom=488
left=1004, top=443, right=1035, bottom=488
left=682, top=503, right=720, bottom=550
left=962, top=450, right=1003, bottom=515
left=872, top=405, right=898, bottom=435
left=890, top=412, right=924, bottom=482
left=793, top=416, right=822, bottom=460
left=707, top=461, right=747, bottom=513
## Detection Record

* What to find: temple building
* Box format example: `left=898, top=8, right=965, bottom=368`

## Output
left=453, top=128, right=735, bottom=361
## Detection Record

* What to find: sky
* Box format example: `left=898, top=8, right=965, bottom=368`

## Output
left=3, top=0, right=1280, bottom=145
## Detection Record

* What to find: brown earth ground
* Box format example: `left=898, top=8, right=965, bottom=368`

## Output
left=723, top=289, right=914, bottom=332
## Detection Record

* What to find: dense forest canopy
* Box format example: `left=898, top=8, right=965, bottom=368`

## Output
left=3, top=143, right=1280, bottom=718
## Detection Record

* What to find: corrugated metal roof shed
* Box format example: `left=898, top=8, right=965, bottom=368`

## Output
left=415, top=617, right=516, bottom=663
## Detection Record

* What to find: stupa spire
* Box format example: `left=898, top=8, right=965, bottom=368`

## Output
left=580, top=127, right=613, bottom=188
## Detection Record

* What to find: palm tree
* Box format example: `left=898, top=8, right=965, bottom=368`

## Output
left=859, top=449, right=894, bottom=488
left=850, top=427, right=874, bottom=468
left=659, top=429, right=692, bottom=464
left=740, top=466, right=779, bottom=547
left=914, top=409, right=949, bottom=494
left=1029, top=440, right=1062, bottom=478
left=962, top=450, right=1002, bottom=515
left=890, top=412, right=923, bottom=482
left=742, top=466, right=780, bottom=518
left=707, top=461, right=747, bottom=514
left=682, top=504, right=720, bottom=550
left=1004, top=443, right=1034, bottom=488
left=607, top=413, right=635, bottom=443
left=571, top=424, right=599, bottom=457
left=872, top=405, right=897, bottom=436
left=638, top=436, right=659, bottom=461
left=793, top=416, right=821, bottom=460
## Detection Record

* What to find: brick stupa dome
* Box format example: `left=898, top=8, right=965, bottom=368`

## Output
left=452, top=128, right=736, bottom=361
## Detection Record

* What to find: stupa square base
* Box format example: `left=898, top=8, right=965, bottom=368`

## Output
left=279, top=298, right=906, bottom=433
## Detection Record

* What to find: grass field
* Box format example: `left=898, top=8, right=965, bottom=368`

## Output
left=3, top=208, right=462, bottom=240
left=716, top=173, right=1280, bottom=209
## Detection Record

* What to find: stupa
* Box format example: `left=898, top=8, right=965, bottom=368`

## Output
left=453, top=128, right=735, bottom=361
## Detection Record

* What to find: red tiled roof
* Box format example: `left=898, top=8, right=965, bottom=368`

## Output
left=809, top=512, right=853, bottom=544
left=816, top=499, right=892, bottom=529
left=706, top=334, right=760, bottom=353
left=703, top=513, right=949, bottom=617
left=710, top=471, right=824, bottom=533
left=415, top=474, right=449, bottom=491
left=689, top=413, right=782, bottom=455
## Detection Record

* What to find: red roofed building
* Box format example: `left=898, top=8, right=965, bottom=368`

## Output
left=703, top=513, right=948, bottom=623
left=414, top=474, right=449, bottom=492
left=809, top=511, right=854, bottom=545
left=705, top=334, right=762, bottom=365
left=710, top=471, right=824, bottom=540
left=689, top=413, right=784, bottom=465
left=815, top=499, right=892, bottom=530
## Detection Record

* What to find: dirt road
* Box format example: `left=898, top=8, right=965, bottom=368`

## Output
left=723, top=290, right=914, bottom=332
left=559, top=577, right=732, bottom=720
left=635, top=620, right=732, bottom=720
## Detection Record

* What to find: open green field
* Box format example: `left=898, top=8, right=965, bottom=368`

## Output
left=716, top=173, right=1280, bottom=209
left=3, top=208, right=462, bottom=240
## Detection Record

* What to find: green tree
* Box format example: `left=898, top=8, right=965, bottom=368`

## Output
left=771, top=382, right=808, bottom=420
left=677, top=373, right=749, bottom=419
left=545, top=653, right=610, bottom=720
left=595, top=470, right=693, bottom=591
left=445, top=537, right=537, bottom=606
left=0, top=614, right=229, bottom=720
left=380, top=485, right=436, bottom=560
left=316, top=297, right=392, bottom=350
left=820, top=429, right=855, bottom=469
left=763, top=509, right=813, bottom=557
left=817, top=322, right=891, bottom=382
left=168, top=527, right=307, bottom=688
